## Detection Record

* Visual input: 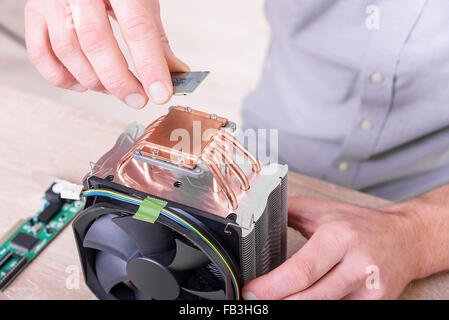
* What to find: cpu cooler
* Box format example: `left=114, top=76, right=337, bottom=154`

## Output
left=72, top=106, right=288, bottom=300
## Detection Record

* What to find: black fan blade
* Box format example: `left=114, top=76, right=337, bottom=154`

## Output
left=127, top=256, right=180, bottom=300
left=182, top=288, right=227, bottom=300
left=168, top=239, right=210, bottom=271
left=112, top=215, right=175, bottom=256
left=95, top=251, right=129, bottom=293
left=84, top=214, right=139, bottom=261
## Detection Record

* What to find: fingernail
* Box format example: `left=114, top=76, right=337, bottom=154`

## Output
left=148, top=81, right=170, bottom=105
left=243, top=291, right=258, bottom=300
left=125, top=93, right=146, bottom=109
left=71, top=83, right=87, bottom=92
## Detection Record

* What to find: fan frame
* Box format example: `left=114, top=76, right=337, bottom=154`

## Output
left=72, top=176, right=242, bottom=300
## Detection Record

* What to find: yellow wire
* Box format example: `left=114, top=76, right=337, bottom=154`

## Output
left=81, top=189, right=143, bottom=204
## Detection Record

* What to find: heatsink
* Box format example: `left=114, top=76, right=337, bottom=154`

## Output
left=73, top=106, right=288, bottom=300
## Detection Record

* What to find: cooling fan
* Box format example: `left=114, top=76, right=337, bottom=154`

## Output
left=73, top=106, right=288, bottom=300
left=75, top=200, right=239, bottom=300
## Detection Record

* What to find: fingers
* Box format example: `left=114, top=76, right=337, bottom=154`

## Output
left=242, top=225, right=348, bottom=300
left=288, top=196, right=353, bottom=236
left=69, top=0, right=148, bottom=108
left=284, top=260, right=364, bottom=300
left=44, top=0, right=105, bottom=93
left=109, top=0, right=175, bottom=104
left=26, top=0, right=187, bottom=108
left=24, top=3, right=81, bottom=91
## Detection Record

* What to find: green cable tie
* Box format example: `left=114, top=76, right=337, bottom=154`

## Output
left=133, top=196, right=167, bottom=224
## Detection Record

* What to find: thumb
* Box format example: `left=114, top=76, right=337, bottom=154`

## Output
left=161, top=38, right=190, bottom=72
left=108, top=0, right=189, bottom=73
left=148, top=0, right=190, bottom=72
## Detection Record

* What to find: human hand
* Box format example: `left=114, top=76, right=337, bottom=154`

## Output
left=24, top=0, right=189, bottom=108
left=243, top=196, right=426, bottom=300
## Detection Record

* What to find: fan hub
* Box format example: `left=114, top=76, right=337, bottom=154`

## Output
left=127, top=257, right=180, bottom=300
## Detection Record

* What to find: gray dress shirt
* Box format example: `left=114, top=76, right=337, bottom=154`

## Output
left=242, top=0, right=449, bottom=201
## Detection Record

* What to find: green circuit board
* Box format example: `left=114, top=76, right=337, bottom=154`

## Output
left=0, top=190, right=85, bottom=291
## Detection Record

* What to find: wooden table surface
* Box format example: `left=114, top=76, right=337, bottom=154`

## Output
left=0, top=85, right=447, bottom=300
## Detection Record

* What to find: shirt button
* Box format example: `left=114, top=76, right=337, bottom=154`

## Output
left=360, top=120, right=373, bottom=131
left=338, top=161, right=349, bottom=172
left=370, top=72, right=384, bottom=84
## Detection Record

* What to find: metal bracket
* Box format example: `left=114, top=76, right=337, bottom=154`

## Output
left=133, top=149, right=209, bottom=179
left=224, top=214, right=254, bottom=234
left=86, top=161, right=102, bottom=187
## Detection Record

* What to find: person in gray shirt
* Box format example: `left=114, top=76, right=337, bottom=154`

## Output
left=25, top=0, right=449, bottom=299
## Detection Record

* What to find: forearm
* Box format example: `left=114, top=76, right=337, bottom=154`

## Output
left=389, top=184, right=449, bottom=279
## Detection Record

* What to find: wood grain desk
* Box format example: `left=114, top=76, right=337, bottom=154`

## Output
left=0, top=85, right=447, bottom=300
